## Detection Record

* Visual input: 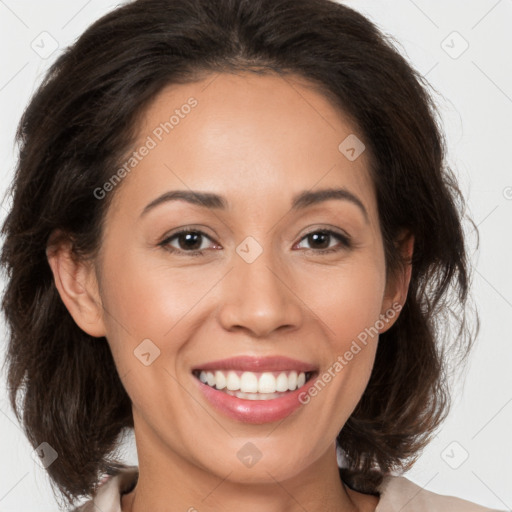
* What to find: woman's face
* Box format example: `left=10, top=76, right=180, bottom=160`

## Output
left=74, top=72, right=407, bottom=483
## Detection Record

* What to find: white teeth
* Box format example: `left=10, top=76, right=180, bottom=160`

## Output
left=226, top=371, right=240, bottom=391
left=258, top=372, right=276, bottom=393
left=287, top=371, right=297, bottom=391
left=225, top=390, right=287, bottom=400
left=276, top=372, right=289, bottom=392
left=197, top=369, right=309, bottom=394
left=214, top=370, right=226, bottom=390
left=240, top=372, right=259, bottom=393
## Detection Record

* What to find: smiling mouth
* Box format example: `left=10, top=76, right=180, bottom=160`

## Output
left=192, top=369, right=315, bottom=400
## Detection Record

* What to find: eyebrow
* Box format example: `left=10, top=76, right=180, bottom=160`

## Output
left=140, top=187, right=369, bottom=223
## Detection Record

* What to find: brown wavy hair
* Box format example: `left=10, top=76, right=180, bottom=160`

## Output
left=1, top=0, right=476, bottom=508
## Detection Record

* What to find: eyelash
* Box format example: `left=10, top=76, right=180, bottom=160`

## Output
left=158, top=227, right=352, bottom=257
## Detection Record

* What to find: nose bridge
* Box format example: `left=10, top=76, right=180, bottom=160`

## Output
left=218, top=236, right=302, bottom=336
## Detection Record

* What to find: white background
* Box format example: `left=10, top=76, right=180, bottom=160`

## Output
left=0, top=1, right=511, bottom=511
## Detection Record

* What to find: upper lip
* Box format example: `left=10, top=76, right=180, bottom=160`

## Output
left=192, top=356, right=318, bottom=373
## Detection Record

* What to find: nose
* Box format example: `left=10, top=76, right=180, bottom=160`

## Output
left=217, top=244, right=303, bottom=338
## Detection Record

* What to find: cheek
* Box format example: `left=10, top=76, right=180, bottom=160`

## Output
left=95, top=246, right=198, bottom=377
left=97, top=250, right=205, bottom=422
left=304, top=257, right=386, bottom=346
left=271, top=264, right=385, bottom=456
left=100, top=247, right=213, bottom=338
left=298, top=255, right=386, bottom=408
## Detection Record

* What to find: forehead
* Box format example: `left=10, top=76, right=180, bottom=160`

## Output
left=109, top=71, right=377, bottom=221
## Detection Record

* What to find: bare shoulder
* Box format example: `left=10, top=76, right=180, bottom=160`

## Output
left=376, top=476, right=506, bottom=512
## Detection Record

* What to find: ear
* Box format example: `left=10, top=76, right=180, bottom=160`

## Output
left=46, top=232, right=106, bottom=338
left=379, top=229, right=414, bottom=334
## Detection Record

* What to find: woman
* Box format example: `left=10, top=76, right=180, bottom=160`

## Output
left=1, top=0, right=503, bottom=510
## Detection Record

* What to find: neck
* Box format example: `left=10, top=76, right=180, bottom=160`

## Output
left=121, top=413, right=377, bottom=512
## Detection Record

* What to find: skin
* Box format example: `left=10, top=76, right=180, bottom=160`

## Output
left=47, top=71, right=413, bottom=512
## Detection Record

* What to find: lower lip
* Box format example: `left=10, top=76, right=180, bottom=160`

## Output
left=194, top=374, right=318, bottom=424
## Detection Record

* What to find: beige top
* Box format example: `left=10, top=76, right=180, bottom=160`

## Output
left=73, top=466, right=504, bottom=511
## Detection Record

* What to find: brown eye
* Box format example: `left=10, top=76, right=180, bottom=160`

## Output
left=174, top=231, right=204, bottom=251
left=296, top=229, right=351, bottom=253
left=160, top=229, right=216, bottom=256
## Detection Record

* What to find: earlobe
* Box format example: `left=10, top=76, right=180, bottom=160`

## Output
left=379, top=230, right=414, bottom=333
left=46, top=235, right=106, bottom=338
